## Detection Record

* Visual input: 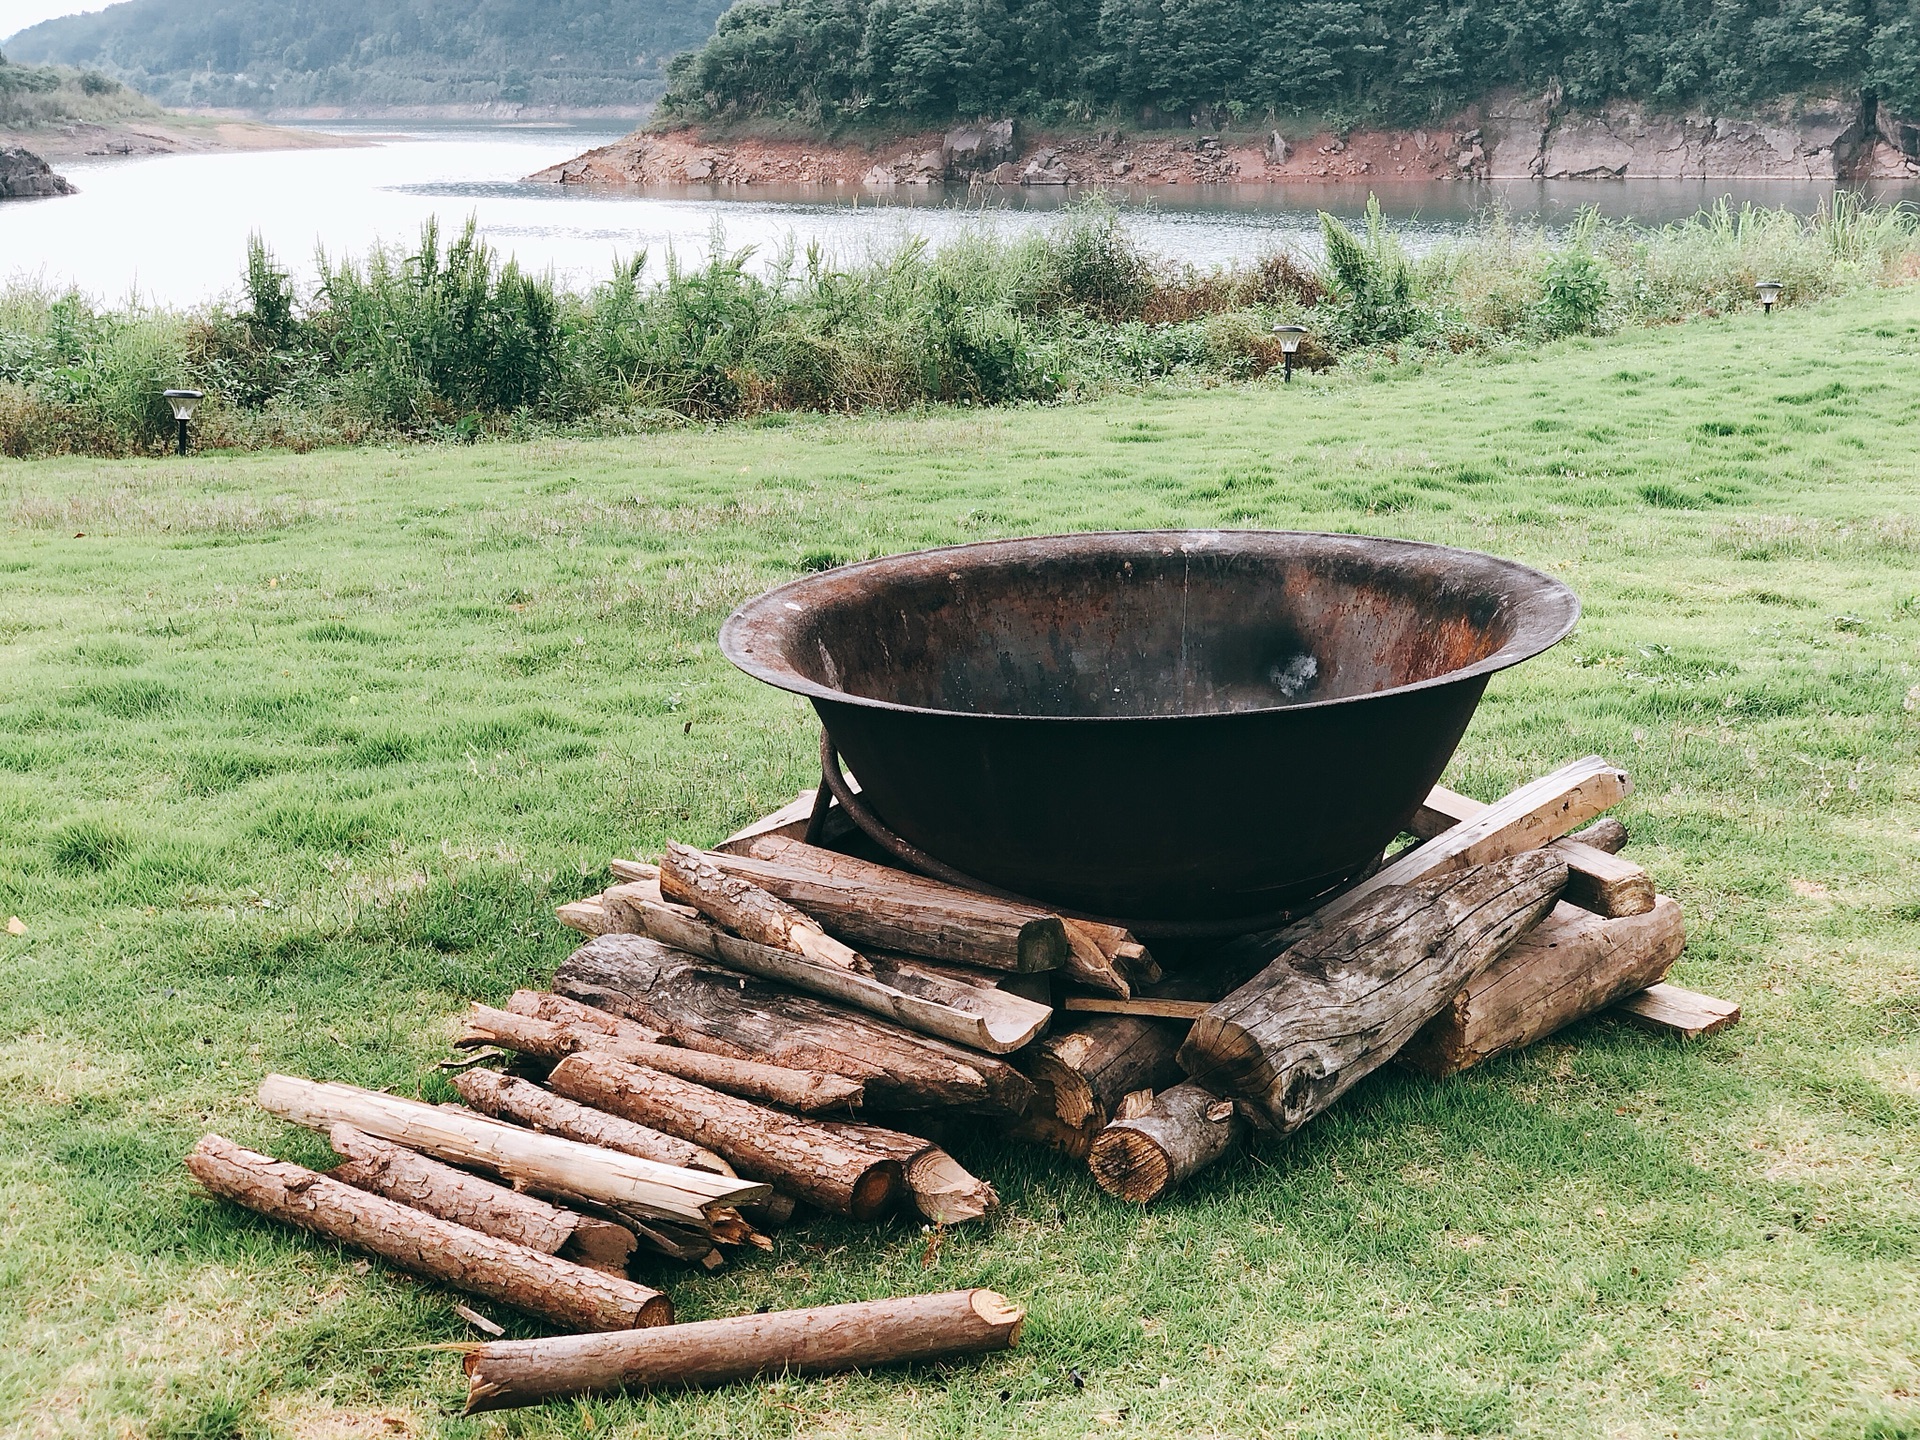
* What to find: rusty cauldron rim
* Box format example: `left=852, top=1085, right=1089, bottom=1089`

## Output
left=718, top=529, right=1580, bottom=723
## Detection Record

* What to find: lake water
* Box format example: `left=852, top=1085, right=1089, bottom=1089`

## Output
left=4, top=120, right=1915, bottom=307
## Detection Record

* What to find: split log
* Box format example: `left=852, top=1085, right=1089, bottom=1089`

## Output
left=1398, top=896, right=1685, bottom=1077
left=1178, top=851, right=1567, bottom=1131
left=1616, top=982, right=1740, bottom=1038
left=187, top=1134, right=670, bottom=1332
left=821, top=1121, right=998, bottom=1224
left=462, top=1288, right=1024, bottom=1413
left=1412, top=782, right=1652, bottom=918
left=1063, top=918, right=1160, bottom=986
left=547, top=1053, right=902, bottom=1220
left=659, top=842, right=863, bottom=970
left=557, top=898, right=618, bottom=936
left=503, top=989, right=664, bottom=1043
left=456, top=1003, right=865, bottom=1113
left=449, top=1068, right=734, bottom=1176
left=1062, top=997, right=1210, bottom=1020
left=599, top=880, right=697, bottom=932
left=1012, top=1017, right=1186, bottom=1159
left=901, top=956, right=1055, bottom=1007
left=724, top=836, right=1069, bottom=975
left=256, top=1074, right=767, bottom=1222
left=555, top=935, right=1036, bottom=1115
left=327, top=1123, right=635, bottom=1270
left=1056, top=920, right=1131, bottom=998
left=1088, top=1082, right=1246, bottom=1204
left=635, top=900, right=1051, bottom=1053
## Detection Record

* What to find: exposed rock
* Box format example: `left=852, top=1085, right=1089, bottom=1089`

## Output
left=943, top=119, right=1015, bottom=171
left=1264, top=131, right=1290, bottom=165
left=1021, top=152, right=1070, bottom=185
left=0, top=147, right=76, bottom=200
left=1481, top=93, right=1868, bottom=179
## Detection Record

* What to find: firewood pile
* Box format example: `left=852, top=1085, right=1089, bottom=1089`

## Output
left=185, top=752, right=1737, bottom=1412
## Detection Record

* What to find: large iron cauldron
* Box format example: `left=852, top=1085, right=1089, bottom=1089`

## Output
left=720, top=531, right=1578, bottom=930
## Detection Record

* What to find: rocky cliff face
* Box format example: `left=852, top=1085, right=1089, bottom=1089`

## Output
left=0, top=147, right=76, bottom=199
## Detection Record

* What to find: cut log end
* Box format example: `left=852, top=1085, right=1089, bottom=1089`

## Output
left=851, top=1162, right=907, bottom=1222
left=1087, top=1127, right=1172, bottom=1204
left=970, top=1289, right=1024, bottom=1333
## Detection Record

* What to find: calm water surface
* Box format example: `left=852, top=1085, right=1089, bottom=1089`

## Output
left=3, top=121, right=1914, bottom=306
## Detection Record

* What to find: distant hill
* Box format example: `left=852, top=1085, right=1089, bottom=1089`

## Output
left=4, top=0, right=732, bottom=113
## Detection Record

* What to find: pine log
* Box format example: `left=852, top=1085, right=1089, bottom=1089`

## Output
left=634, top=900, right=1051, bottom=1053
left=554, top=935, right=1035, bottom=1115
left=449, top=1068, right=734, bottom=1176
left=547, top=1054, right=902, bottom=1219
left=1179, top=851, right=1568, bottom=1131
left=1398, top=896, right=1686, bottom=1077
left=726, top=836, right=1070, bottom=975
left=456, top=1003, right=864, bottom=1113
left=1088, top=1083, right=1246, bottom=1204
left=326, top=1123, right=635, bottom=1270
left=820, top=1121, right=998, bottom=1224
left=1412, top=782, right=1652, bottom=918
left=256, top=1075, right=767, bottom=1222
left=462, top=1288, right=1024, bottom=1412
left=503, top=989, right=664, bottom=1043
left=599, top=879, right=700, bottom=932
left=187, top=1135, right=671, bottom=1331
left=1615, top=982, right=1740, bottom=1038
left=557, top=898, right=618, bottom=936
left=659, top=842, right=863, bottom=970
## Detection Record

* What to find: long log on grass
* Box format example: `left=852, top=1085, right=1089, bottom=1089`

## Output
left=1412, top=782, right=1652, bottom=917
left=1087, top=1083, right=1246, bottom=1204
left=187, top=1134, right=671, bottom=1331
left=462, top=1288, right=1025, bottom=1413
left=547, top=1053, right=903, bottom=1220
left=256, top=1075, right=768, bottom=1222
left=448, top=1068, right=734, bottom=1176
left=555, top=936, right=1036, bottom=1115
left=820, top=1120, right=998, bottom=1224
left=1179, top=851, right=1567, bottom=1131
left=1398, top=896, right=1686, bottom=1077
left=327, top=1123, right=636, bottom=1270
left=456, top=1003, right=864, bottom=1113
left=635, top=900, right=1051, bottom=1054
left=659, top=842, right=865, bottom=970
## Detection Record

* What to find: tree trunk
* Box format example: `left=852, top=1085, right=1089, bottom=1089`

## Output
left=659, top=841, right=862, bottom=970
left=448, top=1068, right=733, bottom=1176
left=462, top=1288, right=1024, bottom=1413
left=547, top=1053, right=902, bottom=1220
left=187, top=1135, right=671, bottom=1332
left=457, top=1003, right=865, bottom=1112
left=554, top=936, right=1035, bottom=1116
left=1411, top=782, right=1651, bottom=917
left=1178, top=851, right=1567, bottom=1132
left=327, top=1123, right=635, bottom=1270
left=256, top=1074, right=766, bottom=1222
left=820, top=1121, right=998, bottom=1224
left=1087, top=1083, right=1245, bottom=1204
left=1398, top=896, right=1685, bottom=1077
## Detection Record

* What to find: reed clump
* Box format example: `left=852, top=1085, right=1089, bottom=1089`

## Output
left=1, top=194, right=1914, bottom=457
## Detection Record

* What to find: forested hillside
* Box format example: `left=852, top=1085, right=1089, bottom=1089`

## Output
left=660, top=0, right=1920, bottom=129
left=0, top=48, right=162, bottom=129
left=4, top=0, right=731, bottom=111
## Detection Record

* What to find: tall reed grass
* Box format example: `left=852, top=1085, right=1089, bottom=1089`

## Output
left=1, top=194, right=1914, bottom=458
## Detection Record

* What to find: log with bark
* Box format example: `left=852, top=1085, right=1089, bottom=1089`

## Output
left=659, top=842, right=864, bottom=970
left=1412, top=784, right=1652, bottom=918
left=1087, top=1082, right=1246, bottom=1204
left=503, top=989, right=664, bottom=1042
left=455, top=1003, right=865, bottom=1113
left=187, top=1135, right=671, bottom=1331
left=820, top=1120, right=998, bottom=1224
left=1397, top=896, right=1685, bottom=1077
left=1178, top=851, right=1568, bottom=1132
left=462, top=1288, right=1025, bottom=1412
left=327, top=1123, right=636, bottom=1270
left=256, top=1075, right=768, bottom=1222
left=449, top=1068, right=734, bottom=1176
left=555, top=936, right=1036, bottom=1115
left=1012, top=1015, right=1188, bottom=1159
left=634, top=900, right=1051, bottom=1053
left=547, top=1053, right=904, bottom=1220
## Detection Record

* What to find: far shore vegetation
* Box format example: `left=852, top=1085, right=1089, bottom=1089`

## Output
left=2, top=195, right=1918, bottom=460
left=0, top=48, right=163, bottom=133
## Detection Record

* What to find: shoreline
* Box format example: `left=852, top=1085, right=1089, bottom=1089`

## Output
left=0, top=115, right=367, bottom=163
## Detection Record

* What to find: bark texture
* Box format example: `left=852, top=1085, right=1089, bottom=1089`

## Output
left=660, top=841, right=863, bottom=969
left=821, top=1120, right=999, bottom=1224
left=1088, top=1083, right=1246, bottom=1203
left=448, top=1068, right=734, bottom=1176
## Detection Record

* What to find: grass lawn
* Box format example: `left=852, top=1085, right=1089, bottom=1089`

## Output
left=4, top=288, right=1919, bottom=1440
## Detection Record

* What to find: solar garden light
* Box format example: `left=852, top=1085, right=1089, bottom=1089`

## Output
left=1273, top=324, right=1308, bottom=382
left=163, top=389, right=203, bottom=455
left=1755, top=278, right=1784, bottom=315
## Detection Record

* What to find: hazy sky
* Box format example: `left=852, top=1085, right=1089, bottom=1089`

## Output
left=1, top=0, right=106, bottom=42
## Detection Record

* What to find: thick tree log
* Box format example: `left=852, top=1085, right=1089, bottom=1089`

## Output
left=1412, top=783, right=1652, bottom=918
left=449, top=1068, right=734, bottom=1177
left=554, top=936, right=1035, bottom=1115
left=1179, top=851, right=1568, bottom=1131
left=463, top=1288, right=1024, bottom=1412
left=820, top=1121, right=998, bottom=1224
left=548, top=1054, right=902, bottom=1219
left=503, top=989, right=665, bottom=1043
left=1398, top=896, right=1686, bottom=1077
left=660, top=842, right=863, bottom=970
left=187, top=1135, right=671, bottom=1332
left=327, top=1124, right=636, bottom=1270
left=456, top=1003, right=864, bottom=1113
left=724, top=836, right=1070, bottom=975
left=1011, top=1017, right=1187, bottom=1160
left=1088, top=1083, right=1246, bottom=1204
left=256, top=1075, right=767, bottom=1222
left=635, top=900, right=1051, bottom=1053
